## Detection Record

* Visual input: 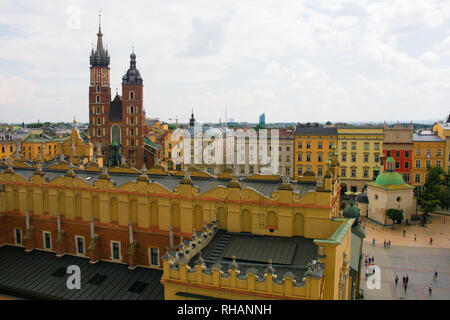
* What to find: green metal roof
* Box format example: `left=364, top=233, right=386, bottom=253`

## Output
left=375, top=171, right=405, bottom=186
left=144, top=137, right=161, bottom=150
left=350, top=232, right=362, bottom=272
left=22, top=133, right=59, bottom=143
left=343, top=200, right=360, bottom=219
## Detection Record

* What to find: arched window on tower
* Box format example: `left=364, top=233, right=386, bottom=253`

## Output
left=129, top=91, right=134, bottom=100
left=96, top=85, right=100, bottom=93
left=97, top=128, right=101, bottom=137
left=97, top=117, right=101, bottom=125
left=96, top=95, right=100, bottom=103
left=130, top=117, right=134, bottom=125
left=130, top=128, right=134, bottom=136
left=96, top=106, right=100, bottom=114
left=111, top=125, right=121, bottom=143
left=130, top=106, right=134, bottom=114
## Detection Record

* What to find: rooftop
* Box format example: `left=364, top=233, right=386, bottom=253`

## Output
left=413, top=132, right=444, bottom=142
left=189, top=230, right=319, bottom=282
left=0, top=246, right=163, bottom=300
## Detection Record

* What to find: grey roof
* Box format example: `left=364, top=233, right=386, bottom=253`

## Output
left=0, top=245, right=163, bottom=300
left=4, top=167, right=316, bottom=197
left=194, top=230, right=319, bottom=282
left=108, top=95, right=123, bottom=122
left=295, top=126, right=337, bottom=135
left=413, top=133, right=444, bottom=142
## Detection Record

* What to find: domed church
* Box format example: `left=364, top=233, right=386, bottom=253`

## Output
left=366, top=157, right=416, bottom=225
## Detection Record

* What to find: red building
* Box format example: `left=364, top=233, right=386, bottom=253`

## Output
left=88, top=19, right=158, bottom=168
left=382, top=124, right=413, bottom=183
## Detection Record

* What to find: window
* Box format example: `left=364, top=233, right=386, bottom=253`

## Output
left=14, top=228, right=22, bottom=245
left=342, top=142, right=347, bottom=150
left=364, top=154, right=369, bottom=162
left=249, top=166, right=254, bottom=174
left=387, top=151, right=391, bottom=157
left=286, top=146, right=290, bottom=151
left=403, top=174, right=410, bottom=183
left=351, top=169, right=356, bottom=177
left=207, top=168, right=214, bottom=174
left=395, top=162, right=400, bottom=169
left=415, top=174, right=421, bottom=183
left=306, top=153, right=311, bottom=162
left=351, top=142, right=356, bottom=150
left=405, top=151, right=410, bottom=158
left=96, top=85, right=100, bottom=93
left=416, top=149, right=420, bottom=156
left=342, top=154, right=347, bottom=162
left=306, top=142, right=311, bottom=149
left=96, top=106, right=100, bottom=114
left=427, top=150, right=431, bottom=158
left=375, top=194, right=378, bottom=200
left=130, top=117, right=134, bottom=125
left=43, top=231, right=51, bottom=250
left=364, top=142, right=369, bottom=150
left=285, top=167, right=290, bottom=176
left=341, top=169, right=346, bottom=177
left=351, top=154, right=356, bottom=162
left=97, top=117, right=101, bottom=125
left=374, top=143, right=380, bottom=150
left=363, top=169, right=369, bottom=178
left=416, top=160, right=420, bottom=168
left=351, top=186, right=357, bottom=193
left=76, top=236, right=85, bottom=255
left=97, top=128, right=101, bottom=137
left=150, top=248, right=159, bottom=266
left=395, top=151, right=400, bottom=158
left=111, top=241, right=121, bottom=260
left=130, top=128, right=134, bottom=136
left=318, top=154, right=323, bottom=162
left=396, top=196, right=401, bottom=202
left=437, top=160, right=441, bottom=167
left=404, top=161, right=409, bottom=169
left=329, top=142, right=333, bottom=149
left=318, top=142, right=323, bottom=149
left=240, top=166, right=245, bottom=174
left=297, top=166, right=302, bottom=175
left=130, top=91, right=134, bottom=100
left=286, top=155, right=290, bottom=162
left=437, top=149, right=441, bottom=157
left=297, top=153, right=302, bottom=161
left=317, top=167, right=323, bottom=176
left=297, top=142, right=302, bottom=149
left=426, top=160, right=431, bottom=168
left=130, top=106, right=134, bottom=114
left=96, top=95, right=100, bottom=103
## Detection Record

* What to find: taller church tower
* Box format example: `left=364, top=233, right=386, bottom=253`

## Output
left=88, top=14, right=111, bottom=157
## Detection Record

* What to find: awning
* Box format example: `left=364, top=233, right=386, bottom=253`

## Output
left=350, top=232, right=362, bottom=272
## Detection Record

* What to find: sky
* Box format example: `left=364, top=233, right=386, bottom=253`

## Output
left=0, top=0, right=450, bottom=124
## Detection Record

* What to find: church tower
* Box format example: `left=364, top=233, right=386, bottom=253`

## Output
left=121, top=50, right=145, bottom=167
left=88, top=14, right=111, bottom=156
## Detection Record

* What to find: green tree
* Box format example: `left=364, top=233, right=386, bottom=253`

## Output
left=417, top=166, right=444, bottom=216
left=386, top=208, right=404, bottom=224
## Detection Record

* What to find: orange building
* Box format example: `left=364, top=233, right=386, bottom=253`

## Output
left=21, top=132, right=60, bottom=162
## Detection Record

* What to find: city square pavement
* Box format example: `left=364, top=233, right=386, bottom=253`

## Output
left=361, top=243, right=450, bottom=300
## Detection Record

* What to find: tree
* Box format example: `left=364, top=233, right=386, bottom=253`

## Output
left=386, top=208, right=404, bottom=224
left=417, top=166, right=444, bottom=216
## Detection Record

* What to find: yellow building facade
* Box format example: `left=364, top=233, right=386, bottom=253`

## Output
left=432, top=121, right=450, bottom=171
left=412, top=131, right=445, bottom=188
left=0, top=140, right=16, bottom=163
left=294, top=125, right=337, bottom=181
left=336, top=126, right=384, bottom=193
left=21, top=132, right=60, bottom=162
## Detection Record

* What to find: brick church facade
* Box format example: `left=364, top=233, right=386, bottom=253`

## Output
left=88, top=20, right=158, bottom=168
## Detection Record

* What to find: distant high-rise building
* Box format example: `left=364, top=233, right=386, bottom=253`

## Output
left=259, top=113, right=265, bottom=125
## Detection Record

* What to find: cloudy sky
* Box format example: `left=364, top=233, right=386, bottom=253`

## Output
left=1, top=0, right=450, bottom=124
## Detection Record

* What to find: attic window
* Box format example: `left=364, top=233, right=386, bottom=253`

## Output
left=128, top=281, right=148, bottom=293
left=51, top=267, right=67, bottom=278
left=88, top=274, right=107, bottom=285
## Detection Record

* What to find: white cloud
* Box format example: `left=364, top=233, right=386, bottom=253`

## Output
left=0, top=0, right=449, bottom=124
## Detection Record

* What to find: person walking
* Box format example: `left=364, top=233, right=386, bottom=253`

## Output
left=406, top=274, right=409, bottom=284
left=434, top=271, right=438, bottom=281
left=372, top=256, right=375, bottom=264
left=395, top=275, right=399, bottom=286
left=414, top=234, right=416, bottom=241
left=368, top=256, right=372, bottom=265
left=372, top=238, right=376, bottom=247
left=388, top=240, right=391, bottom=248
left=365, top=268, right=369, bottom=279
left=402, top=275, right=406, bottom=284
left=403, top=229, right=406, bottom=237
left=430, top=237, right=433, bottom=245
left=428, top=283, right=432, bottom=296
left=403, top=281, right=407, bottom=293
left=384, top=239, right=386, bottom=248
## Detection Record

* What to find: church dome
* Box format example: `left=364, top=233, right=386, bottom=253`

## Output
left=375, top=157, right=405, bottom=186
left=343, top=200, right=360, bottom=219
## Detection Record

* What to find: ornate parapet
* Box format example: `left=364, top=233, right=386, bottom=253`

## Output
left=161, top=221, right=324, bottom=300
